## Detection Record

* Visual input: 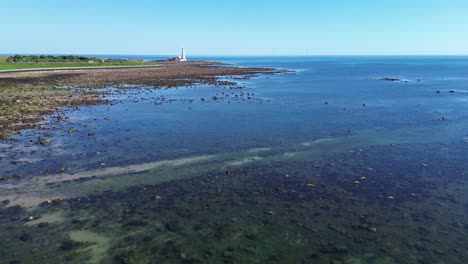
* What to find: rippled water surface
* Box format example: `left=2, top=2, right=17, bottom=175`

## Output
left=1, top=56, right=468, bottom=264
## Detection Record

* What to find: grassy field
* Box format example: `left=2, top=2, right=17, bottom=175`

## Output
left=0, top=56, right=156, bottom=70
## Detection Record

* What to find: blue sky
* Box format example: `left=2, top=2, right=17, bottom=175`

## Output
left=2, top=0, right=468, bottom=55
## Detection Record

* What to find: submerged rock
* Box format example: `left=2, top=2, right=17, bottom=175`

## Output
left=38, top=222, right=50, bottom=228
left=60, top=239, right=81, bottom=251
left=380, top=77, right=401, bottom=82
left=165, top=223, right=177, bottom=232
left=19, top=233, right=32, bottom=242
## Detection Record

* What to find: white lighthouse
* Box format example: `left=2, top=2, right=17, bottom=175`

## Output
left=177, top=48, right=187, bottom=62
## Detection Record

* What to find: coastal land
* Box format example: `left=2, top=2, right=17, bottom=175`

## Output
left=0, top=55, right=155, bottom=71
left=0, top=60, right=280, bottom=139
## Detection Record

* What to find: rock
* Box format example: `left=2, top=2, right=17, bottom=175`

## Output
left=60, top=239, right=81, bottom=250
left=380, top=77, right=401, bottom=82
left=265, top=210, right=275, bottom=215
left=125, top=220, right=148, bottom=227
left=38, top=222, right=50, bottom=228
left=52, top=198, right=63, bottom=205
left=418, top=226, right=430, bottom=235
left=320, top=243, right=349, bottom=254
left=334, top=246, right=349, bottom=254
left=165, top=223, right=177, bottom=232
left=245, top=231, right=257, bottom=240
left=223, top=250, right=234, bottom=258
left=243, top=247, right=257, bottom=254
left=37, top=136, right=49, bottom=146
left=414, top=242, right=427, bottom=251
left=19, top=233, right=32, bottom=242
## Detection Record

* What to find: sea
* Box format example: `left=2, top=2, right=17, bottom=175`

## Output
left=1, top=56, right=468, bottom=263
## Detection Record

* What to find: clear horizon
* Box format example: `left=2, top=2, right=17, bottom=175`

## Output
left=2, top=0, right=468, bottom=56
left=3, top=54, right=468, bottom=57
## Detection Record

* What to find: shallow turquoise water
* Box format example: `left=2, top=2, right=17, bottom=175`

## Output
left=1, top=56, right=468, bottom=263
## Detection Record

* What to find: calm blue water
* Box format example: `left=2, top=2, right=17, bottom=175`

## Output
left=4, top=56, right=468, bottom=171
left=1, top=56, right=468, bottom=263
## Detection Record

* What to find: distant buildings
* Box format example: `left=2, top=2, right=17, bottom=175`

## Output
left=166, top=48, right=188, bottom=62
left=176, top=48, right=187, bottom=62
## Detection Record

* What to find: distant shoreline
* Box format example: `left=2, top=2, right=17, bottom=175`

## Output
left=0, top=65, right=161, bottom=74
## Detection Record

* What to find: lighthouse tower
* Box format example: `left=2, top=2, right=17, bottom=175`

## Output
left=178, top=48, right=187, bottom=62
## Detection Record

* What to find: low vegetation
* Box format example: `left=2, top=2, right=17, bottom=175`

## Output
left=0, top=55, right=156, bottom=70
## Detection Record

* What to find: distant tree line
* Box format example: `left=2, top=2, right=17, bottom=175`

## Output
left=6, top=55, right=130, bottom=64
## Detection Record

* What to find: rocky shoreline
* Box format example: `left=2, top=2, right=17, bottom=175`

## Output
left=0, top=61, right=282, bottom=139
